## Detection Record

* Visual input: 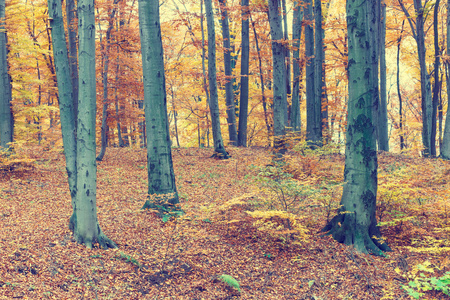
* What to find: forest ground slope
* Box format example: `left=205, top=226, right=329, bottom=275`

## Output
left=1, top=146, right=449, bottom=299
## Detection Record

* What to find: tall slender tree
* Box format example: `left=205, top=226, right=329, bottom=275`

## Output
left=0, top=0, right=13, bottom=150
left=65, top=0, right=78, bottom=126
left=291, top=0, right=303, bottom=132
left=441, top=0, right=450, bottom=159
left=218, top=0, right=238, bottom=146
left=322, top=0, right=391, bottom=255
left=431, top=0, right=441, bottom=157
left=268, top=0, right=287, bottom=153
left=238, top=0, right=250, bottom=147
left=314, top=0, right=324, bottom=144
left=378, top=2, right=389, bottom=151
left=204, top=0, right=229, bottom=158
left=139, top=0, right=180, bottom=208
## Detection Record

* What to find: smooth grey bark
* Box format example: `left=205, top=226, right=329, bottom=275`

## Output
left=204, top=0, right=229, bottom=158
left=304, top=0, right=317, bottom=144
left=268, top=0, right=287, bottom=153
left=97, top=1, right=119, bottom=161
left=66, top=0, right=78, bottom=127
left=431, top=0, right=440, bottom=157
left=441, top=0, right=450, bottom=159
left=237, top=0, right=249, bottom=147
left=378, top=3, right=389, bottom=151
left=291, top=0, right=303, bottom=132
left=281, top=0, right=290, bottom=115
left=47, top=0, right=78, bottom=227
left=139, top=0, right=179, bottom=208
left=322, top=0, right=391, bottom=256
left=0, top=0, right=13, bottom=150
left=218, top=0, right=238, bottom=146
left=314, top=0, right=324, bottom=145
left=200, top=0, right=211, bottom=149
left=74, top=0, right=116, bottom=248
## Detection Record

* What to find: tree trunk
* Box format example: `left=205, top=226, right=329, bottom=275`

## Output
left=250, top=13, right=271, bottom=145
left=397, top=21, right=405, bottom=151
left=415, top=0, right=432, bottom=156
left=74, top=0, right=116, bottom=248
left=237, top=0, right=250, bottom=147
left=305, top=0, right=317, bottom=145
left=97, top=1, right=119, bottom=161
left=0, top=0, right=13, bottom=150
left=441, top=0, right=450, bottom=159
left=291, top=0, right=303, bottom=132
left=281, top=0, right=290, bottom=123
left=218, top=0, right=238, bottom=146
left=139, top=0, right=179, bottom=209
left=47, top=0, right=78, bottom=229
left=268, top=0, right=287, bottom=154
left=431, top=0, right=441, bottom=157
left=314, top=0, right=324, bottom=145
left=204, top=0, right=229, bottom=158
left=378, top=3, right=389, bottom=151
left=66, top=0, right=78, bottom=128
left=322, top=0, right=391, bottom=256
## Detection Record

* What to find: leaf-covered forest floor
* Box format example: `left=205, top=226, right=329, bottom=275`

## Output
left=1, top=146, right=450, bottom=299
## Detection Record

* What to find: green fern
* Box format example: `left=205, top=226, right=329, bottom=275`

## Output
left=219, top=274, right=241, bottom=292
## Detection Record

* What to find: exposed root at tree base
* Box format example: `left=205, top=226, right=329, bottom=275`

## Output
left=322, top=213, right=391, bottom=256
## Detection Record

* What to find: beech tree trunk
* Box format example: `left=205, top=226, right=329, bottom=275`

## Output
left=238, top=0, right=250, bottom=147
left=48, top=0, right=78, bottom=228
left=65, top=0, right=78, bottom=127
left=378, top=3, right=389, bottom=151
left=322, top=0, right=391, bottom=255
left=291, top=1, right=303, bottom=132
left=218, top=0, right=238, bottom=146
left=204, top=0, right=229, bottom=158
left=268, top=0, right=287, bottom=153
left=0, top=0, right=13, bottom=150
left=74, top=0, right=116, bottom=248
left=305, top=0, right=318, bottom=145
left=139, top=0, right=180, bottom=209
left=397, top=21, right=406, bottom=151
left=431, top=0, right=440, bottom=157
left=441, top=0, right=450, bottom=159
left=314, top=0, right=324, bottom=144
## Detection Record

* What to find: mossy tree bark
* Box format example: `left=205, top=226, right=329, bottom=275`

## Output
left=204, top=0, right=229, bottom=158
left=0, top=0, right=13, bottom=150
left=139, top=0, right=179, bottom=209
left=322, top=0, right=391, bottom=256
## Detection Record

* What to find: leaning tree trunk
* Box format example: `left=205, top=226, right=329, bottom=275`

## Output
left=47, top=0, right=77, bottom=228
left=322, top=0, right=391, bottom=256
left=291, top=1, right=303, bottom=132
left=268, top=0, right=287, bottom=154
left=237, top=0, right=250, bottom=147
left=139, top=0, right=179, bottom=209
left=218, top=0, right=238, bottom=146
left=204, top=0, right=229, bottom=158
left=0, top=0, right=13, bottom=150
left=74, top=0, right=116, bottom=249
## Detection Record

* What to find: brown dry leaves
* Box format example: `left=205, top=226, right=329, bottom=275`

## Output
left=0, top=146, right=450, bottom=299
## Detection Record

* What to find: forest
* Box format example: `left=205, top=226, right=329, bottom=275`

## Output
left=2, top=0, right=450, bottom=298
